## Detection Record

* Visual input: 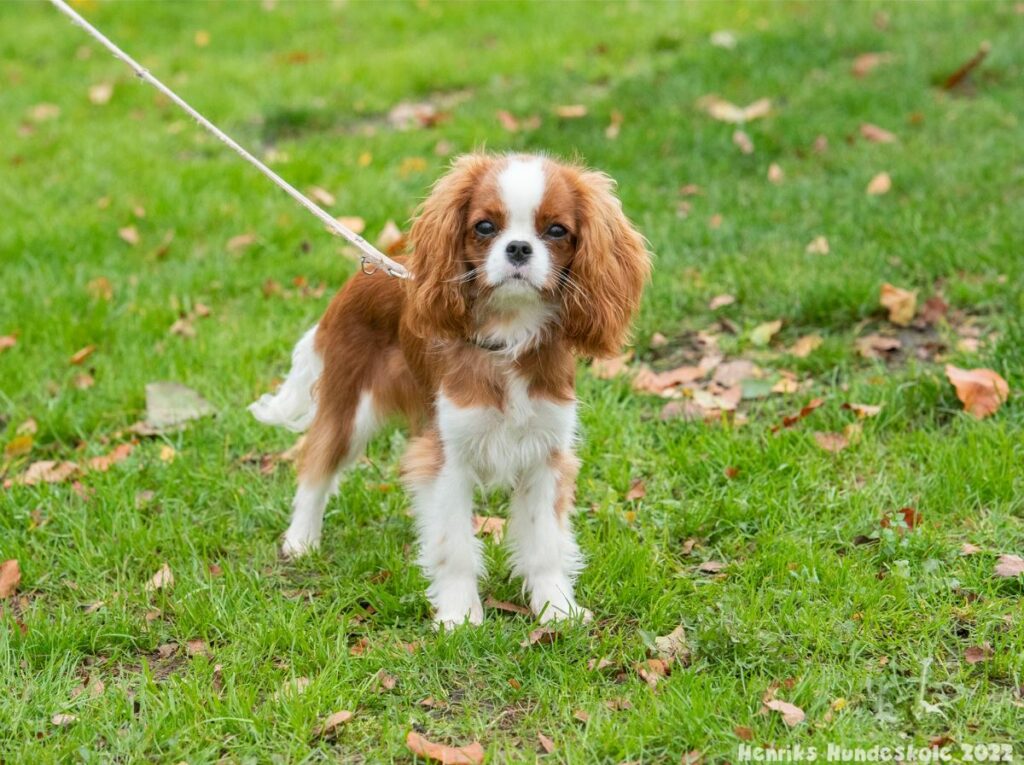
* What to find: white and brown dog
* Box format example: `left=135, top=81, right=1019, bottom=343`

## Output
left=250, top=153, right=649, bottom=627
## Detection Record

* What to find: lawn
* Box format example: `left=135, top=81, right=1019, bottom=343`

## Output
left=2, top=0, right=1023, bottom=762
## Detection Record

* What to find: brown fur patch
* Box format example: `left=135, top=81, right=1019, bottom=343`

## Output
left=549, top=450, right=581, bottom=524
left=401, top=429, right=443, bottom=486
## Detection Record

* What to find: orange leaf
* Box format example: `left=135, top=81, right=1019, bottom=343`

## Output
left=879, top=283, right=917, bottom=326
left=851, top=52, right=893, bottom=77
left=316, top=710, right=353, bottom=738
left=763, top=698, right=805, bottom=726
left=625, top=478, right=647, bottom=501
left=87, top=443, right=134, bottom=472
left=860, top=123, right=897, bottom=143
left=472, top=515, right=505, bottom=543
left=0, top=559, right=21, bottom=599
left=867, top=172, right=892, bottom=195
left=554, top=104, right=587, bottom=119
left=708, top=294, right=736, bottom=310
left=15, top=460, right=79, bottom=486
left=483, top=596, right=531, bottom=616
left=69, top=345, right=96, bottom=365
left=537, top=732, right=555, bottom=753
left=405, top=731, right=484, bottom=765
left=0, top=336, right=16, bottom=352
left=944, top=365, right=1009, bottom=418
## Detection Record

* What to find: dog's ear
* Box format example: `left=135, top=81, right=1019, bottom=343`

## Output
left=561, top=170, right=650, bottom=358
left=405, top=154, right=492, bottom=339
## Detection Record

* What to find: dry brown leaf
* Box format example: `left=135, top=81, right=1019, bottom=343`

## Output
left=994, top=554, right=1024, bottom=578
left=964, top=644, right=993, bottom=664
left=376, top=220, right=406, bottom=255
left=522, top=627, right=560, bottom=647
left=774, top=397, right=826, bottom=431
left=573, top=709, right=590, bottom=723
left=860, top=123, right=897, bottom=143
left=554, top=104, right=587, bottom=118
left=51, top=713, right=78, bottom=726
left=336, top=216, right=365, bottom=235
left=880, top=283, right=917, bottom=326
left=649, top=332, right=668, bottom=348
left=633, top=365, right=705, bottom=395
left=537, top=732, right=555, bottom=754
left=944, top=365, right=1008, bottom=418
left=377, top=670, right=398, bottom=691
left=73, top=373, right=95, bottom=390
left=0, top=560, right=21, bottom=599
left=713, top=360, right=759, bottom=387
left=960, top=543, right=982, bottom=555
left=87, top=443, right=134, bottom=472
left=316, top=710, right=353, bottom=738
left=308, top=186, right=335, bottom=207
left=118, top=226, right=140, bottom=246
left=88, top=81, right=114, bottom=105
left=472, top=515, right=505, bottom=543
left=813, top=431, right=849, bottom=453
left=732, top=129, right=754, bottom=155
left=750, top=320, right=782, bottom=346
left=700, top=96, right=771, bottom=124
left=635, top=658, right=672, bottom=688
left=653, top=625, right=689, bottom=662
left=942, top=41, right=991, bottom=91
left=29, top=103, right=61, bottom=122
left=604, top=698, right=633, bottom=711
left=145, top=562, right=174, bottom=592
left=484, top=596, right=531, bottom=616
left=0, top=336, right=16, bottom=353
left=709, top=213, right=723, bottom=229
left=767, top=163, right=784, bottom=184
left=591, top=351, right=633, bottom=379
left=659, top=400, right=704, bottom=422
left=855, top=334, right=901, bottom=359
left=87, top=276, right=114, bottom=301
left=867, top=172, right=892, bottom=195
left=709, top=294, right=736, bottom=310
left=805, top=236, right=830, bottom=255
left=763, top=698, right=805, bottom=726
left=734, top=725, right=754, bottom=740
left=921, top=295, right=949, bottom=325
left=4, top=434, right=32, bottom=459
left=405, top=731, right=484, bottom=765
left=625, top=478, right=647, bottom=501
left=682, top=751, right=704, bottom=765
left=697, top=560, right=726, bottom=574
left=70, top=345, right=96, bottom=365
left=789, top=334, right=823, bottom=358
left=227, top=232, right=258, bottom=252
left=842, top=402, right=882, bottom=418
left=15, top=460, right=79, bottom=486
left=605, top=109, right=623, bottom=140
left=851, top=52, right=893, bottom=77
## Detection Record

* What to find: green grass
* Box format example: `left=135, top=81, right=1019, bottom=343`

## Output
left=2, top=1, right=1023, bottom=762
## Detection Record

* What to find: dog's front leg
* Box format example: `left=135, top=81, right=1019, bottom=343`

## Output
left=411, top=459, right=484, bottom=628
left=507, top=450, right=591, bottom=623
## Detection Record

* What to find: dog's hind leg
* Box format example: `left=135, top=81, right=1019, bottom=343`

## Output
left=282, top=391, right=380, bottom=558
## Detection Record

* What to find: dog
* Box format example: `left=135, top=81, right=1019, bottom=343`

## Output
left=250, top=153, right=649, bottom=627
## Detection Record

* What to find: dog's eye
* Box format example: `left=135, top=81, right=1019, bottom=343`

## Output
left=474, top=220, right=496, bottom=236
left=545, top=223, right=568, bottom=239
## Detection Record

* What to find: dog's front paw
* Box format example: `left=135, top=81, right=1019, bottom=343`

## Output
left=431, top=580, right=484, bottom=630
left=280, top=531, right=320, bottom=559
left=530, top=581, right=591, bottom=624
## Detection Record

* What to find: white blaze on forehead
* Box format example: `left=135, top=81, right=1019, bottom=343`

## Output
left=498, top=158, right=546, bottom=227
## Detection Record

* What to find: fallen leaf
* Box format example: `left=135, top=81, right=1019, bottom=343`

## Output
left=308, top=186, right=335, bottom=207
left=335, top=216, right=365, bottom=235
left=605, top=109, right=623, bottom=139
left=4, top=434, right=32, bottom=459
left=625, top=479, right=647, bottom=501
left=635, top=658, right=672, bottom=688
left=732, top=129, right=754, bottom=154
left=375, top=220, right=405, bottom=255
left=405, top=731, right=484, bottom=765
left=805, top=236, right=830, bottom=255
left=813, top=431, right=849, bottom=453
left=653, top=625, right=690, bottom=662
left=880, top=283, right=917, bottom=326
left=633, top=365, right=705, bottom=395
left=789, top=334, right=823, bottom=357
left=87, top=443, right=134, bottom=472
left=700, top=96, right=771, bottom=124
left=775, top=397, right=826, bottom=431
left=87, top=276, right=114, bottom=301
left=227, top=232, right=258, bottom=252
left=472, top=515, right=505, bottom=543
left=750, top=320, right=782, bottom=347
left=159, top=445, right=176, bottom=463
left=709, top=294, right=736, bottom=310
left=348, top=637, right=369, bottom=656
left=377, top=670, right=398, bottom=691
left=860, top=123, right=897, bottom=143
left=74, top=373, right=95, bottom=390
left=682, top=751, right=704, bottom=765
left=964, top=644, right=993, bottom=664
left=316, top=710, right=353, bottom=738
left=145, top=562, right=173, bottom=592
left=484, top=597, right=531, bottom=616
left=867, top=172, right=892, bottom=196
left=604, top=698, right=633, bottom=711
left=767, top=163, right=784, bottom=184
left=51, top=713, right=78, bottom=726
left=855, top=334, right=901, bottom=359
left=851, top=52, right=893, bottom=77
left=921, top=295, right=949, bottom=325
left=942, top=41, right=991, bottom=91
left=29, top=103, right=61, bottom=122
left=763, top=698, right=805, bottom=726
left=960, top=543, right=982, bottom=555
left=679, top=184, right=703, bottom=197
left=194, top=29, right=210, bottom=46
left=944, top=365, right=1009, bottom=419
left=118, top=226, right=140, bottom=245
left=275, top=677, right=310, bottom=700
left=14, top=460, right=79, bottom=486
left=0, top=336, right=16, bottom=353
left=709, top=213, right=723, bottom=229
left=881, top=507, right=922, bottom=532
left=650, top=332, right=668, bottom=348
left=573, top=709, right=590, bottom=723
left=538, top=732, right=555, bottom=754
left=554, top=104, right=587, bottom=118
left=0, top=560, right=21, bottom=599
left=734, top=725, right=754, bottom=740
left=591, top=351, right=633, bottom=379
left=994, top=554, right=1024, bottom=578
left=842, top=402, right=882, bottom=418
left=88, top=81, right=114, bottom=105
left=713, top=360, right=759, bottom=387
left=139, top=381, right=215, bottom=432
left=698, top=560, right=726, bottom=574
left=521, top=627, right=559, bottom=647
left=69, top=345, right=96, bottom=365
left=659, top=400, right=704, bottom=422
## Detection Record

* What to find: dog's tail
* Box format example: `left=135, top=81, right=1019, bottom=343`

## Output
left=249, top=324, right=322, bottom=433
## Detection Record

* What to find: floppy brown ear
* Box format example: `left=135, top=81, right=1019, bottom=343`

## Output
left=405, top=154, right=492, bottom=339
left=561, top=170, right=651, bottom=357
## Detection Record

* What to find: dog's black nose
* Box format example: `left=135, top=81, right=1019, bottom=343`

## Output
left=505, top=240, right=533, bottom=265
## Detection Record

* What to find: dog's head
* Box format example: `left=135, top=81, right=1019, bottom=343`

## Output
left=405, top=153, right=650, bottom=357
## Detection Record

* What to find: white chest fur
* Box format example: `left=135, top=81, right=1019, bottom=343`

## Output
left=437, top=376, right=577, bottom=487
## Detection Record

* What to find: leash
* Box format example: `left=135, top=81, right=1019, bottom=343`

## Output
left=48, top=0, right=411, bottom=280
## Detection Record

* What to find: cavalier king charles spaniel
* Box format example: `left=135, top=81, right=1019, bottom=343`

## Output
left=251, top=153, right=649, bottom=627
